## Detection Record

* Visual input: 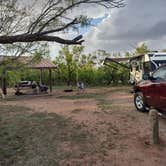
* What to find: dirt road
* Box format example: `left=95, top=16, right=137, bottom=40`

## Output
left=1, top=86, right=166, bottom=166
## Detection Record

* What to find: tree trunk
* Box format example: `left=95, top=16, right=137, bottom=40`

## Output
left=49, top=69, right=52, bottom=93
left=1, top=69, right=7, bottom=95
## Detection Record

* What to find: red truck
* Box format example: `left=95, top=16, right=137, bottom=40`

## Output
left=133, top=65, right=166, bottom=112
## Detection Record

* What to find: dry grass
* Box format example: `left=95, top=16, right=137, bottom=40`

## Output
left=0, top=105, right=96, bottom=166
left=1, top=86, right=166, bottom=166
left=0, top=87, right=130, bottom=166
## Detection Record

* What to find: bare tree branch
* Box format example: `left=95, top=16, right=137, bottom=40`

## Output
left=0, top=0, right=125, bottom=45
left=0, top=34, right=84, bottom=45
left=39, top=18, right=78, bottom=35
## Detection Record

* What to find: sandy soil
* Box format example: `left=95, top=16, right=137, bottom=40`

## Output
left=1, top=86, right=166, bottom=166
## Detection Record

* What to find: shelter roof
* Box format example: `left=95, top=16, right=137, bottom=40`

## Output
left=0, top=56, right=57, bottom=69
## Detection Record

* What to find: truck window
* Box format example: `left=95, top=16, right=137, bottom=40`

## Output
left=153, top=66, right=166, bottom=81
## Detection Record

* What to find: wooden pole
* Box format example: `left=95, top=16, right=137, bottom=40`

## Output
left=40, top=69, right=43, bottom=84
left=49, top=69, right=52, bottom=93
left=2, top=68, right=7, bottom=95
left=149, top=109, right=159, bottom=144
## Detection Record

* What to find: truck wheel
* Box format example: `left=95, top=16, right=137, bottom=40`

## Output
left=134, top=92, right=147, bottom=112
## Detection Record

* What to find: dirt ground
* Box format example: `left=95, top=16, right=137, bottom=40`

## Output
left=1, top=86, right=166, bottom=166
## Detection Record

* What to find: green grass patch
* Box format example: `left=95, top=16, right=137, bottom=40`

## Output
left=0, top=105, right=96, bottom=166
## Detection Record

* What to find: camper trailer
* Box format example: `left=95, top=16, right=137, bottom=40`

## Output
left=104, top=52, right=166, bottom=84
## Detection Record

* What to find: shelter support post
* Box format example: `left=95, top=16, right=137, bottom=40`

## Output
left=2, top=68, right=7, bottom=95
left=40, top=69, right=43, bottom=84
left=49, top=69, right=52, bottom=93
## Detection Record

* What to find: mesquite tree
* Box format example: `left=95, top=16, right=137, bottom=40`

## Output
left=0, top=0, right=124, bottom=46
left=0, top=0, right=125, bottom=94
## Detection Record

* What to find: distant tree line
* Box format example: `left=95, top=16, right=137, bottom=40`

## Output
left=1, top=43, right=157, bottom=88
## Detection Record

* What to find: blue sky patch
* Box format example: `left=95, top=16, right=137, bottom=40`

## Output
left=78, top=14, right=108, bottom=35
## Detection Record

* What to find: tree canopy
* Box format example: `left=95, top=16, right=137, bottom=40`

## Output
left=0, top=0, right=125, bottom=45
left=134, top=43, right=150, bottom=55
left=0, top=0, right=125, bottom=94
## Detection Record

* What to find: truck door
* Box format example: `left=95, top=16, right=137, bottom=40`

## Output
left=143, top=81, right=159, bottom=108
left=158, top=81, right=166, bottom=111
left=152, top=66, right=166, bottom=111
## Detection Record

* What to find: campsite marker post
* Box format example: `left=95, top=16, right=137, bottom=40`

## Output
left=149, top=109, right=159, bottom=144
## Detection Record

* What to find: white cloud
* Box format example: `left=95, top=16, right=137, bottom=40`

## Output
left=84, top=0, right=166, bottom=53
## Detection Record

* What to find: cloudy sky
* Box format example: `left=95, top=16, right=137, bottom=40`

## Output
left=50, top=0, right=166, bottom=57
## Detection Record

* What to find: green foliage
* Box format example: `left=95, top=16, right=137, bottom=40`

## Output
left=53, top=47, right=129, bottom=86
left=135, top=43, right=150, bottom=55
left=57, top=45, right=78, bottom=85
left=2, top=46, right=131, bottom=88
left=7, top=71, right=21, bottom=87
left=162, top=49, right=166, bottom=52
left=0, top=44, right=50, bottom=88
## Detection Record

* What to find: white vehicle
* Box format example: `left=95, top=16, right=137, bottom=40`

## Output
left=104, top=52, right=166, bottom=84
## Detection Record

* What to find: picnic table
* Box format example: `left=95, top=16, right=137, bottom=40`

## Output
left=15, top=81, right=48, bottom=95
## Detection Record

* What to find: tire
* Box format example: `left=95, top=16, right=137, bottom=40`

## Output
left=134, top=92, right=147, bottom=112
